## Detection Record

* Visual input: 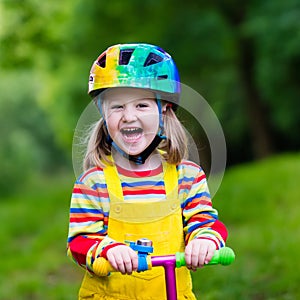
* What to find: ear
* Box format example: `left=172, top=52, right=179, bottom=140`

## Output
left=162, top=103, right=172, bottom=115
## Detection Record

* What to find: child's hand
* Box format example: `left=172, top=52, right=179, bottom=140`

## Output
left=106, top=245, right=138, bottom=275
left=185, top=239, right=216, bottom=271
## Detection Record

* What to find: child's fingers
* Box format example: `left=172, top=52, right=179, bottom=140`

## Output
left=121, top=251, right=134, bottom=274
left=129, top=249, right=139, bottom=271
left=110, top=252, right=126, bottom=274
left=106, top=251, right=118, bottom=271
left=204, top=243, right=216, bottom=265
left=107, top=246, right=126, bottom=273
left=107, top=245, right=138, bottom=274
left=196, top=245, right=208, bottom=267
left=190, top=242, right=208, bottom=268
left=185, top=241, right=199, bottom=271
left=122, top=248, right=138, bottom=274
left=185, top=239, right=217, bottom=270
left=184, top=243, right=192, bottom=267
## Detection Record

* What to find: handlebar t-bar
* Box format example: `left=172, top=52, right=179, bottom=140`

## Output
left=93, top=247, right=235, bottom=277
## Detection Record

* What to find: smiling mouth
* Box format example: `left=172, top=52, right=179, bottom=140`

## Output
left=120, top=127, right=143, bottom=141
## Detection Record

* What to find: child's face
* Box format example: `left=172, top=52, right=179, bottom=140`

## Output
left=102, top=88, right=160, bottom=156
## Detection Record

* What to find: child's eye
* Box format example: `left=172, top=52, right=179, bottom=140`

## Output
left=137, top=103, right=149, bottom=108
left=111, top=105, right=124, bottom=110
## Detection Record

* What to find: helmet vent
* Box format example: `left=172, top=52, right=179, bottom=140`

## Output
left=144, top=52, right=163, bottom=67
left=158, top=75, right=168, bottom=80
left=97, top=54, right=106, bottom=68
left=119, top=49, right=134, bottom=65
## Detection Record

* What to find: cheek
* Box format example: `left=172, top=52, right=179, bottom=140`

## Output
left=105, top=115, right=119, bottom=136
left=144, top=116, right=160, bottom=134
left=143, top=110, right=159, bottom=123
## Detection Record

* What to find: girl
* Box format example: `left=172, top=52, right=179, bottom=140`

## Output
left=67, top=43, right=228, bottom=300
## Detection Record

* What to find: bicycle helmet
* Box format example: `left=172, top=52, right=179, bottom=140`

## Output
left=88, top=43, right=181, bottom=164
left=88, top=43, right=180, bottom=105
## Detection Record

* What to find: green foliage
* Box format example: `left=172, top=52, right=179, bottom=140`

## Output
left=0, top=71, right=67, bottom=195
left=243, top=0, right=300, bottom=138
left=0, top=0, right=72, bottom=69
left=1, top=0, right=299, bottom=193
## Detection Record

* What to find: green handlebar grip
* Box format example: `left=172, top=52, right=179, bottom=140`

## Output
left=176, top=252, right=186, bottom=268
left=208, top=247, right=235, bottom=265
left=175, top=247, right=235, bottom=268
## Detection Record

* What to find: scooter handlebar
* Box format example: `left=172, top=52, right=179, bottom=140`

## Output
left=93, top=247, right=235, bottom=277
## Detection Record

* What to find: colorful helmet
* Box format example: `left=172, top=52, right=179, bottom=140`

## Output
left=88, top=43, right=180, bottom=104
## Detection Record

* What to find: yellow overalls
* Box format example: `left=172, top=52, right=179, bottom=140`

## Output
left=79, top=161, right=196, bottom=300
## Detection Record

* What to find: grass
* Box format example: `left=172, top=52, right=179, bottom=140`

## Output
left=192, top=152, right=300, bottom=299
left=0, top=171, right=82, bottom=300
left=0, top=152, right=299, bottom=299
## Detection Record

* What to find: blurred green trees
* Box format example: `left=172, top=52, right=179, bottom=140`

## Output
left=0, top=71, right=63, bottom=195
left=1, top=0, right=299, bottom=194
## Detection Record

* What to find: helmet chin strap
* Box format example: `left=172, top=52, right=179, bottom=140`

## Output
left=108, top=134, right=165, bottom=165
left=103, top=94, right=166, bottom=165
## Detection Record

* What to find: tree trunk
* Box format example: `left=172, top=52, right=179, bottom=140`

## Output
left=221, top=3, right=275, bottom=159
left=238, top=38, right=274, bottom=159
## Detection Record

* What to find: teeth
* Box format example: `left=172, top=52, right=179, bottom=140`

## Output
left=121, top=128, right=142, bottom=134
left=124, top=128, right=136, bottom=132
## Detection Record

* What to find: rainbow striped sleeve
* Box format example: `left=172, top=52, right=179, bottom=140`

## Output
left=67, top=167, right=116, bottom=272
left=178, top=160, right=226, bottom=249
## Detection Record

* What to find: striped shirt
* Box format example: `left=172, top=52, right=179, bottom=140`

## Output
left=67, top=160, right=227, bottom=270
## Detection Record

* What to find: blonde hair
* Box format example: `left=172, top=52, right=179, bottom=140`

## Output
left=83, top=106, right=188, bottom=171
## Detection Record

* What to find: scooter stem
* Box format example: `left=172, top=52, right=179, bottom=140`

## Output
left=151, top=255, right=178, bottom=300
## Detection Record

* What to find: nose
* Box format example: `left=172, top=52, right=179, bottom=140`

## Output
left=122, top=105, right=137, bottom=122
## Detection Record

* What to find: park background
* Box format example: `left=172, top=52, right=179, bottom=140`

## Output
left=0, top=1, right=299, bottom=299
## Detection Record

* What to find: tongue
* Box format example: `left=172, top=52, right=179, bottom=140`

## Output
left=123, top=132, right=142, bottom=141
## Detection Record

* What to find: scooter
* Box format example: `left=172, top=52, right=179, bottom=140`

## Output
left=93, top=238, right=235, bottom=300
